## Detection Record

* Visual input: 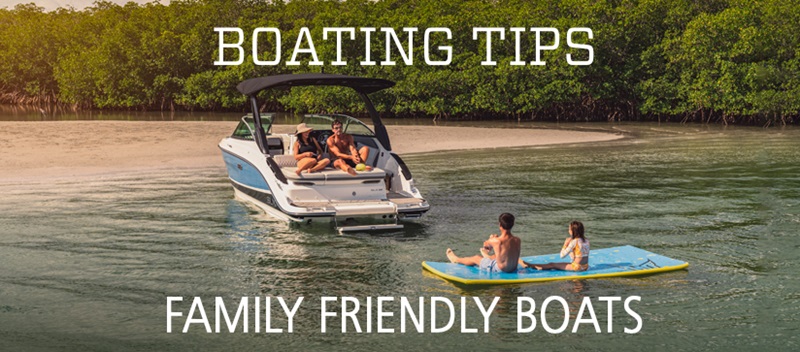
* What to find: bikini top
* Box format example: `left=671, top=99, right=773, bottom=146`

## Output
left=297, top=136, right=318, bottom=154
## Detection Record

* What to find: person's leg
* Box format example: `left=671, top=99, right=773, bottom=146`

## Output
left=308, top=158, right=330, bottom=173
left=334, top=159, right=357, bottom=176
left=446, top=248, right=482, bottom=266
left=295, top=157, right=316, bottom=175
left=358, top=146, right=370, bottom=162
left=358, top=146, right=373, bottom=171
left=532, top=262, right=572, bottom=271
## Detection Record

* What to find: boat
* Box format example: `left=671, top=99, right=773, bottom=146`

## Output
left=219, top=73, right=430, bottom=233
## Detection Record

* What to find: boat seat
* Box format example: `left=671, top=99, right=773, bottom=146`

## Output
left=282, top=166, right=386, bottom=181
left=272, top=153, right=339, bottom=168
left=273, top=154, right=385, bottom=181
left=272, top=154, right=297, bottom=167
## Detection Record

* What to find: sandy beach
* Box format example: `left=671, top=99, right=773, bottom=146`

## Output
left=0, top=121, right=622, bottom=181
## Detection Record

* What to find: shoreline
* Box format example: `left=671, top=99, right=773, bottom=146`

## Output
left=0, top=121, right=623, bottom=182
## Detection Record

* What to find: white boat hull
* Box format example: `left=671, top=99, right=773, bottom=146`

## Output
left=220, top=132, right=429, bottom=227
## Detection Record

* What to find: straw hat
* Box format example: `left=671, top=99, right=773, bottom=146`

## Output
left=295, top=123, right=313, bottom=134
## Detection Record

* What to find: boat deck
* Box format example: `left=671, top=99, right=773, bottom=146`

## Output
left=290, top=192, right=424, bottom=208
left=387, top=191, right=425, bottom=205
left=281, top=166, right=386, bottom=181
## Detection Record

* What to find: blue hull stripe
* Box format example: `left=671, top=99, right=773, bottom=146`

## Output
left=230, top=181, right=335, bottom=219
left=221, top=149, right=270, bottom=190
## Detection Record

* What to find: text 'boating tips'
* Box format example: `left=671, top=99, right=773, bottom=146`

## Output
left=214, top=27, right=594, bottom=67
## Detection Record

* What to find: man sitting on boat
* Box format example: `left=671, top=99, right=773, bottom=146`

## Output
left=327, top=119, right=372, bottom=176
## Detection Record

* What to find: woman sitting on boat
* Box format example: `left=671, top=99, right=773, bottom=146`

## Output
left=293, top=123, right=330, bottom=175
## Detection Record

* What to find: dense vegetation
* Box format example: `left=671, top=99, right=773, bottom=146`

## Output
left=1, top=0, right=798, bottom=125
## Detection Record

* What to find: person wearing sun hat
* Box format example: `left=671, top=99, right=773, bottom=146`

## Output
left=293, top=123, right=330, bottom=175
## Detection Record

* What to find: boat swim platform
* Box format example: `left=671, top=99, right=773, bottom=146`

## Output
left=290, top=192, right=425, bottom=209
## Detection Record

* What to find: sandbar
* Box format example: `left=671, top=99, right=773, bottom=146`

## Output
left=0, top=121, right=622, bottom=182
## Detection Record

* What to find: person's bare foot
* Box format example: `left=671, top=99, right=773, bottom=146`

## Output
left=295, top=169, right=303, bottom=176
left=365, top=166, right=373, bottom=171
left=347, top=168, right=357, bottom=176
left=480, top=247, right=491, bottom=258
left=519, top=261, right=529, bottom=269
left=446, top=248, right=458, bottom=263
left=533, top=265, right=544, bottom=270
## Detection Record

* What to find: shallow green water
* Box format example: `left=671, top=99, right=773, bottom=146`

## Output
left=0, top=123, right=797, bottom=351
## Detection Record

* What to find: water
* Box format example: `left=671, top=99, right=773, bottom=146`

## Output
left=1, top=122, right=798, bottom=351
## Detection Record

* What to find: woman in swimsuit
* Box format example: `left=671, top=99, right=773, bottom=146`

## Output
left=293, top=123, right=330, bottom=175
left=524, top=221, right=590, bottom=271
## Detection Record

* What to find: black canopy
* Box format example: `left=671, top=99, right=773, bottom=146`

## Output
left=239, top=73, right=396, bottom=152
left=236, top=73, right=395, bottom=96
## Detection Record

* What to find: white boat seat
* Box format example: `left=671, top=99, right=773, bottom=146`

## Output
left=272, top=154, right=297, bottom=167
left=282, top=167, right=386, bottom=181
left=273, top=154, right=385, bottom=181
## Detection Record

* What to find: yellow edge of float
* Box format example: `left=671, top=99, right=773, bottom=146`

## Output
left=421, top=261, right=689, bottom=285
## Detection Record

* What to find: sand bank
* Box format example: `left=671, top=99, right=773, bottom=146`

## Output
left=0, top=121, right=622, bottom=181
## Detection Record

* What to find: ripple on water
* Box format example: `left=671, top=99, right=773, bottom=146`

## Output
left=1, top=126, right=799, bottom=350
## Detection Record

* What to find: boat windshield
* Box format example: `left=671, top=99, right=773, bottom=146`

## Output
left=301, top=114, right=374, bottom=136
left=232, top=114, right=274, bottom=140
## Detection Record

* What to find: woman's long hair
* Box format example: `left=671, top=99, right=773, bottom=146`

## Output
left=570, top=221, right=585, bottom=240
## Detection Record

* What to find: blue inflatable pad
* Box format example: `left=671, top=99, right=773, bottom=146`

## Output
left=422, top=245, right=688, bottom=285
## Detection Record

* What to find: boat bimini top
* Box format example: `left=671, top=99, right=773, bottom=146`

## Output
left=236, top=73, right=395, bottom=153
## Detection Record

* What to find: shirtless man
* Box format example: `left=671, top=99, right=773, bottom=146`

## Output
left=326, top=119, right=371, bottom=176
left=446, top=213, right=522, bottom=273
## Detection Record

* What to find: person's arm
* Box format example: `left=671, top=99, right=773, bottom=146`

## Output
left=347, top=136, right=360, bottom=162
left=328, top=138, right=344, bottom=158
left=562, top=237, right=572, bottom=248
left=480, top=235, right=497, bottom=259
left=560, top=238, right=576, bottom=259
left=313, top=139, right=325, bottom=158
left=483, top=234, right=498, bottom=249
left=293, top=141, right=310, bottom=161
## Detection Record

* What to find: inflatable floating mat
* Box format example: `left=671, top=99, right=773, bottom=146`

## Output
left=422, top=245, right=688, bottom=285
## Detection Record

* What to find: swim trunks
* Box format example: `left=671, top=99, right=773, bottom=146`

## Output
left=342, top=158, right=357, bottom=168
left=332, top=155, right=357, bottom=168
left=480, top=257, right=502, bottom=273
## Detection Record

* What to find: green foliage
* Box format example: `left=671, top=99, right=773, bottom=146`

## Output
left=638, top=0, right=800, bottom=123
left=0, top=0, right=797, bottom=124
